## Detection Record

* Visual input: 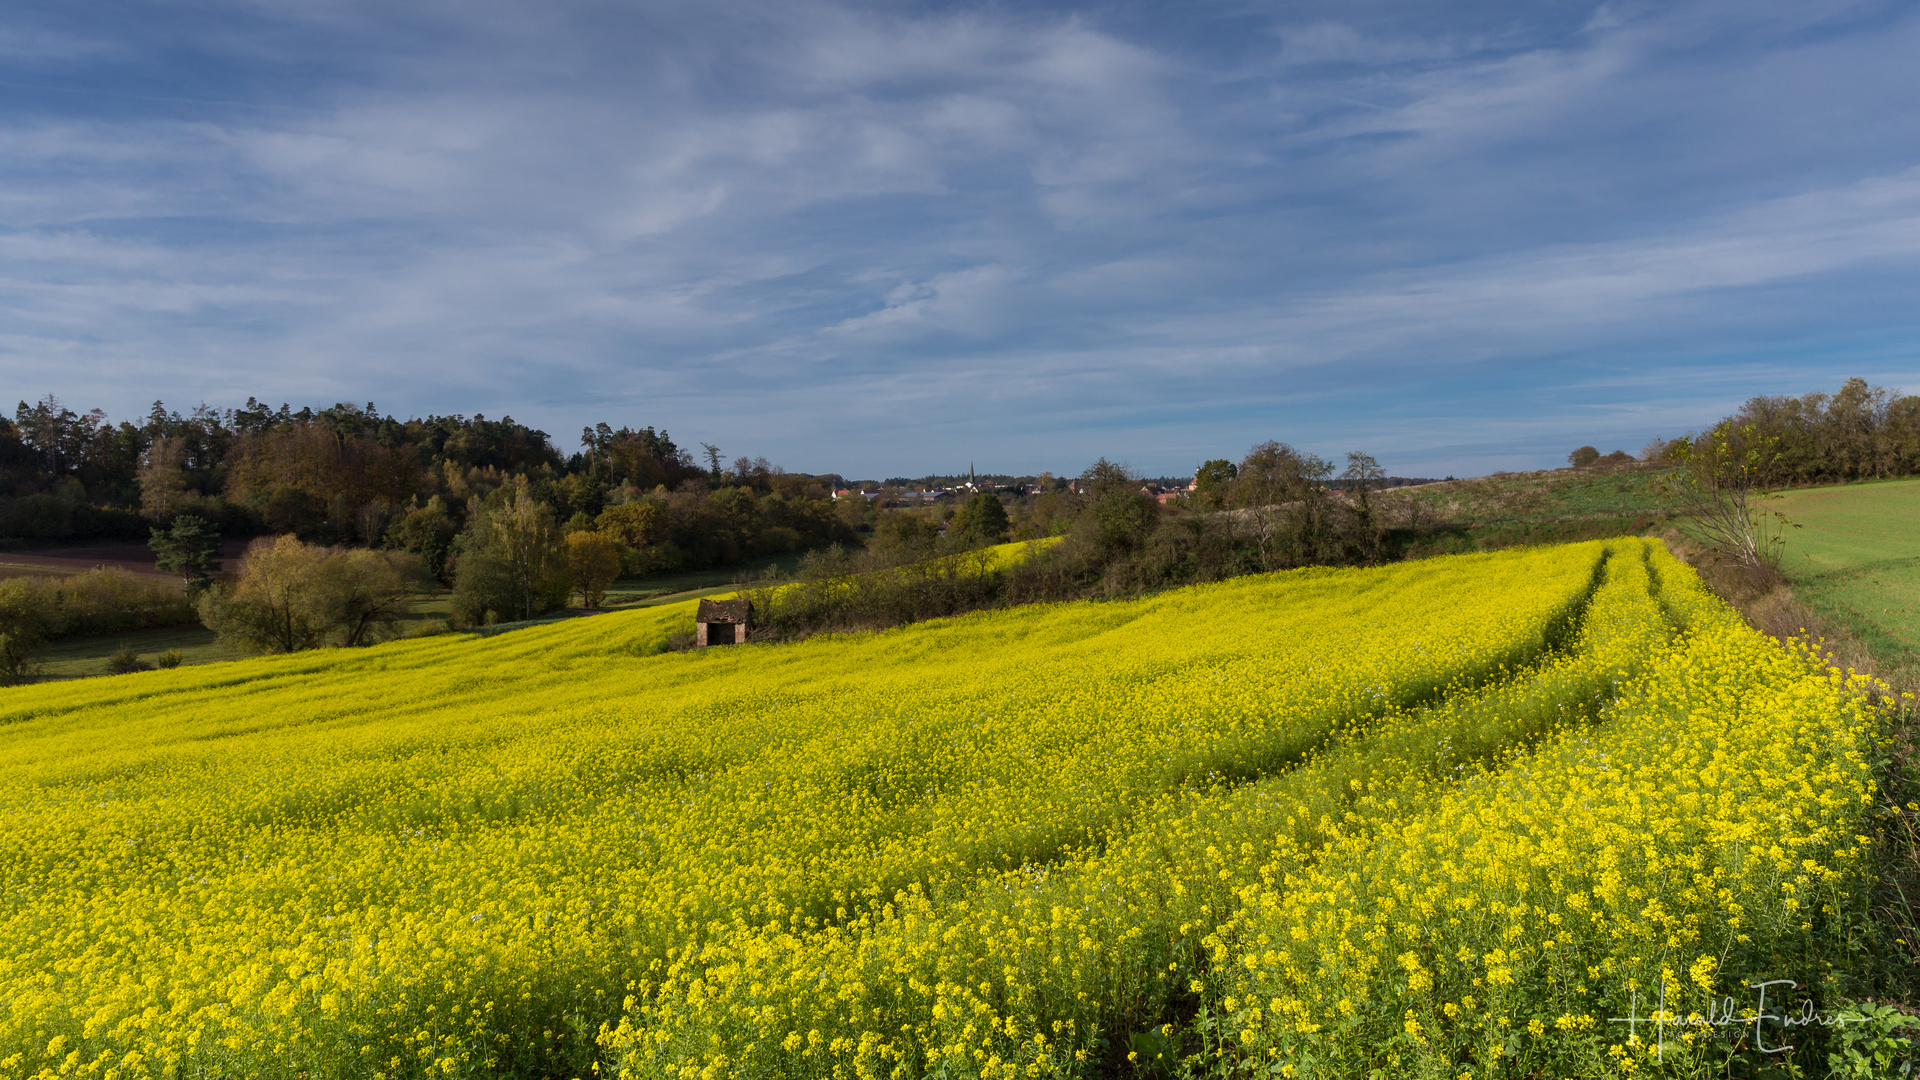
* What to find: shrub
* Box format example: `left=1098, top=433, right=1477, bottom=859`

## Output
left=104, top=645, right=151, bottom=674
left=52, top=568, right=197, bottom=636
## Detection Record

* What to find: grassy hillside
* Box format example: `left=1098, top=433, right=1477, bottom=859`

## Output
left=0, top=539, right=1887, bottom=1078
left=1404, top=463, right=1674, bottom=524
left=1774, top=476, right=1920, bottom=671
left=1386, top=464, right=1676, bottom=554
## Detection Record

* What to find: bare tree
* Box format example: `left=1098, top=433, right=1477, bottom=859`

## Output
left=1664, top=423, right=1799, bottom=570
left=1342, top=451, right=1387, bottom=562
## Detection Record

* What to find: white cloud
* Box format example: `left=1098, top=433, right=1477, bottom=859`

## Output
left=826, top=264, right=1020, bottom=339
left=1263, top=167, right=1920, bottom=361
left=0, top=0, right=1917, bottom=476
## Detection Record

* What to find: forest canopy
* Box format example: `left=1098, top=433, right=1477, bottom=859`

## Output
left=0, top=398, right=858, bottom=631
left=0, top=396, right=851, bottom=558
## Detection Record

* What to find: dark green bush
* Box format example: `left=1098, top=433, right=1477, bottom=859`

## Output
left=105, top=645, right=152, bottom=674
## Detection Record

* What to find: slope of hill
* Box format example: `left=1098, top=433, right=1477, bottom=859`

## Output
left=0, top=540, right=1885, bottom=1078
left=1383, top=464, right=1675, bottom=555
left=1774, top=476, right=1920, bottom=672
left=1404, top=464, right=1674, bottom=525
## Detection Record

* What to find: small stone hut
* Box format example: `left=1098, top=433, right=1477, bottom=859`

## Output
left=695, top=598, right=752, bottom=647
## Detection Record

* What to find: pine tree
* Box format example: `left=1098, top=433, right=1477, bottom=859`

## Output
left=149, top=515, right=222, bottom=591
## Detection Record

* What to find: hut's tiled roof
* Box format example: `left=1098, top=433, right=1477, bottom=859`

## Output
left=696, top=598, right=752, bottom=624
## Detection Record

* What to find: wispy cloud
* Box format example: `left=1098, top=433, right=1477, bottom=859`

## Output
left=0, top=0, right=1916, bottom=477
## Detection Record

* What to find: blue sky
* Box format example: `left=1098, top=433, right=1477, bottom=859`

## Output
left=2, top=0, right=1917, bottom=479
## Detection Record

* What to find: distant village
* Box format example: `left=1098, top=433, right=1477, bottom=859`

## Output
left=832, top=465, right=1441, bottom=507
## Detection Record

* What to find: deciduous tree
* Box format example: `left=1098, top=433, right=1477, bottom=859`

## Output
left=386, top=497, right=457, bottom=583
left=137, top=437, right=193, bottom=521
left=451, top=481, right=569, bottom=625
left=493, top=484, right=566, bottom=620
left=951, top=491, right=1010, bottom=546
left=1341, top=451, right=1387, bottom=562
left=1079, top=459, right=1155, bottom=555
left=564, top=531, right=622, bottom=609
left=596, top=502, right=664, bottom=547
left=197, top=535, right=328, bottom=653
left=197, top=535, right=423, bottom=652
left=320, top=548, right=425, bottom=646
left=1191, top=459, right=1237, bottom=508
left=1230, top=442, right=1334, bottom=570
left=871, top=512, right=940, bottom=560
left=0, top=580, right=58, bottom=684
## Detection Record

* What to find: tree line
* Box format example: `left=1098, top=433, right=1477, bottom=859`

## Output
left=745, top=375, right=1920, bottom=644
left=746, top=447, right=1401, bottom=642
left=1552, top=377, right=1920, bottom=580
left=0, top=386, right=1465, bottom=670
left=1713, top=377, right=1920, bottom=485
left=1567, top=377, right=1920, bottom=485
left=0, top=396, right=870, bottom=673
left=0, top=397, right=855, bottom=566
left=20, top=375, right=1906, bottom=671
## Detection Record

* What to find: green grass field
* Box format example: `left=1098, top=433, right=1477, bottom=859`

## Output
left=28, top=623, right=248, bottom=678
left=1774, top=476, right=1920, bottom=669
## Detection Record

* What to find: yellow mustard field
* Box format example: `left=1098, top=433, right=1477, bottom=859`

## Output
left=0, top=540, right=1886, bottom=1079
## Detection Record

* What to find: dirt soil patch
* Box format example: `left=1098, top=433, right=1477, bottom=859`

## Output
left=0, top=539, right=252, bottom=580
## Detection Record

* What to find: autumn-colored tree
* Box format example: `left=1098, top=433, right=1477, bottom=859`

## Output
left=223, top=423, right=421, bottom=512
left=137, top=437, right=194, bottom=522
left=197, top=536, right=328, bottom=653
left=564, top=531, right=622, bottom=608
